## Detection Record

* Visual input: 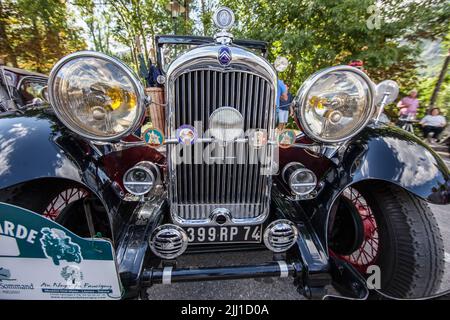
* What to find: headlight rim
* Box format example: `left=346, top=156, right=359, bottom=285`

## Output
left=122, top=161, right=160, bottom=196
left=295, top=65, right=376, bottom=144
left=48, top=50, right=146, bottom=142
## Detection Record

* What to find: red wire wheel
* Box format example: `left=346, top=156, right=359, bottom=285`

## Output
left=43, top=188, right=88, bottom=221
left=332, top=187, right=380, bottom=274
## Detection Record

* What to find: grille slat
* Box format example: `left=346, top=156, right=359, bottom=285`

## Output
left=169, top=69, right=274, bottom=222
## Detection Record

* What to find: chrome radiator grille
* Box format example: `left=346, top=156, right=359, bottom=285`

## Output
left=168, top=67, right=276, bottom=224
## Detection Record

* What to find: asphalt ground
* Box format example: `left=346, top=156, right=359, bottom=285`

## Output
left=146, top=154, right=450, bottom=300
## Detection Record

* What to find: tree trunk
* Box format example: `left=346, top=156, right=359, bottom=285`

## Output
left=184, top=0, right=190, bottom=34
left=429, top=49, right=450, bottom=108
left=200, top=0, right=206, bottom=36
left=130, top=41, right=139, bottom=71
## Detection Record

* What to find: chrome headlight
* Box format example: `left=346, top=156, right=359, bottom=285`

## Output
left=294, top=66, right=376, bottom=143
left=123, top=161, right=160, bottom=196
left=282, top=162, right=317, bottom=196
left=48, top=51, right=145, bottom=141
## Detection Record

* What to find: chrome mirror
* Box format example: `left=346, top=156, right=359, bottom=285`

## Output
left=376, top=80, right=399, bottom=105
left=374, top=80, right=399, bottom=123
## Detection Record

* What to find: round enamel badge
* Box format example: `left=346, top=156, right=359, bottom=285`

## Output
left=143, top=128, right=164, bottom=147
left=277, top=129, right=296, bottom=149
left=176, top=125, right=198, bottom=145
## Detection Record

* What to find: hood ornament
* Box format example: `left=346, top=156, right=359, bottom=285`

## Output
left=213, top=7, right=235, bottom=45
left=213, top=7, right=235, bottom=30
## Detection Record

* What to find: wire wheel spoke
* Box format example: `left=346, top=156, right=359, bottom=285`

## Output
left=335, top=187, right=380, bottom=273
left=43, top=188, right=88, bottom=221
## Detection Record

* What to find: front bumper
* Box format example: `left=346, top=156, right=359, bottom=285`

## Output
left=115, top=194, right=368, bottom=300
left=143, top=261, right=300, bottom=285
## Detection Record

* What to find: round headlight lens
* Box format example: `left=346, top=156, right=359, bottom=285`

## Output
left=295, top=66, right=375, bottom=143
left=48, top=51, right=145, bottom=141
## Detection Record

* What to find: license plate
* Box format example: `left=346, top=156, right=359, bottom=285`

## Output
left=185, top=225, right=262, bottom=244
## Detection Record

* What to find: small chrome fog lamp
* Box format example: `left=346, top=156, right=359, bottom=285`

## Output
left=282, top=162, right=317, bottom=196
left=123, top=161, right=160, bottom=196
left=263, top=219, right=299, bottom=253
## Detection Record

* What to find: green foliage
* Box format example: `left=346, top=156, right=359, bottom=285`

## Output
left=1, top=0, right=448, bottom=114
left=417, top=72, right=450, bottom=116
left=0, top=0, right=86, bottom=73
left=222, top=0, right=448, bottom=95
left=73, top=0, right=112, bottom=54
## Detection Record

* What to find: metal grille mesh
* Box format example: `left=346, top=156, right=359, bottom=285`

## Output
left=169, top=69, right=274, bottom=222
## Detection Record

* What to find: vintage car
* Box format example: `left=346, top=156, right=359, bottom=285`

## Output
left=0, top=7, right=449, bottom=300
left=0, top=65, right=48, bottom=113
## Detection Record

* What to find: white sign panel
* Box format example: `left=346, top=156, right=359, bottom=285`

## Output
left=0, top=202, right=122, bottom=300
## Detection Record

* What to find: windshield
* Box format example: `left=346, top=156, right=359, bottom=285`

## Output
left=160, top=43, right=197, bottom=73
left=156, top=35, right=268, bottom=73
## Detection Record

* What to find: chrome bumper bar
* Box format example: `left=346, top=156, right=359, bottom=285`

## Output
left=142, top=261, right=302, bottom=285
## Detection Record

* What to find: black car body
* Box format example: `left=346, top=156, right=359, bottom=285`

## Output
left=0, top=7, right=448, bottom=300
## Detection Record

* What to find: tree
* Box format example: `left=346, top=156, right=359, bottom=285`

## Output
left=221, top=0, right=449, bottom=94
left=190, top=0, right=215, bottom=36
left=96, top=0, right=173, bottom=72
left=0, top=0, right=18, bottom=67
left=0, top=0, right=86, bottom=73
left=73, top=0, right=112, bottom=54
left=429, top=49, right=450, bottom=108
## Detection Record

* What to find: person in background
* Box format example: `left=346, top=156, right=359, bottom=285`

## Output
left=278, top=83, right=293, bottom=130
left=146, top=58, right=162, bottom=87
left=420, top=107, right=447, bottom=142
left=397, top=89, right=419, bottom=119
left=277, top=79, right=288, bottom=130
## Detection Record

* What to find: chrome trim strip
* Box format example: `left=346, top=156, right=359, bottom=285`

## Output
left=277, top=261, right=289, bottom=278
left=166, top=45, right=277, bottom=82
left=162, top=266, right=173, bottom=284
left=166, top=45, right=277, bottom=226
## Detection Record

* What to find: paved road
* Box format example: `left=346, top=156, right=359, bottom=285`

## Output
left=147, top=155, right=450, bottom=300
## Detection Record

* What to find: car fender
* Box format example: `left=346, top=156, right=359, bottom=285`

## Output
left=343, top=125, right=449, bottom=204
left=0, top=111, right=165, bottom=242
left=0, top=111, right=87, bottom=188
left=301, top=124, right=449, bottom=249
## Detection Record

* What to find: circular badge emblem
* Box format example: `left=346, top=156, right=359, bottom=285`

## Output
left=177, top=125, right=198, bottom=145
left=249, top=129, right=268, bottom=149
left=143, top=128, right=164, bottom=147
left=277, top=129, right=296, bottom=149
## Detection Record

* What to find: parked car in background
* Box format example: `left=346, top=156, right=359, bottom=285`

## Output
left=0, top=65, right=48, bottom=113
